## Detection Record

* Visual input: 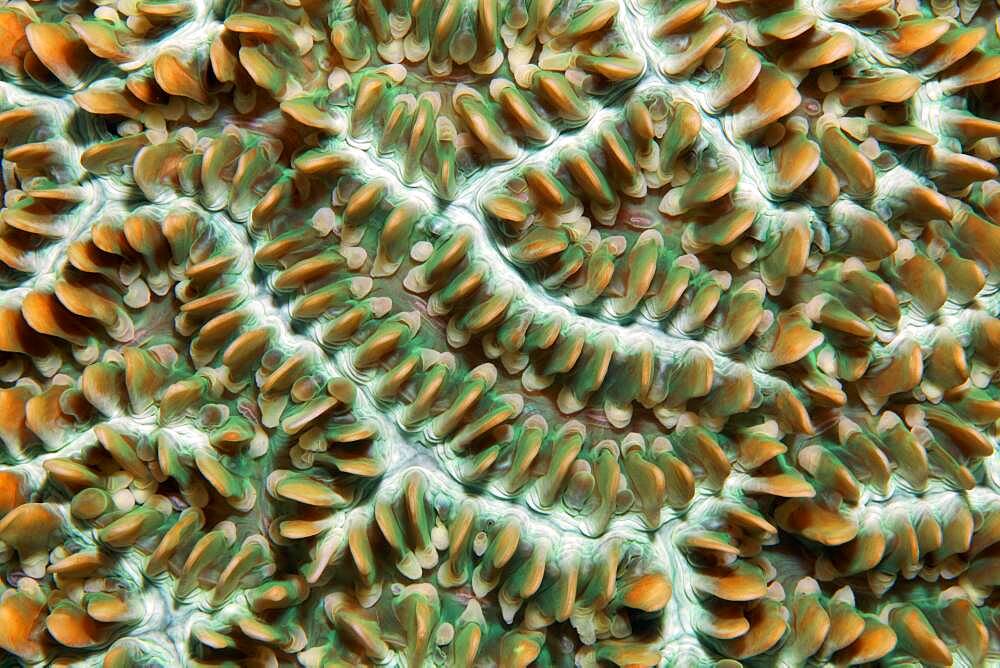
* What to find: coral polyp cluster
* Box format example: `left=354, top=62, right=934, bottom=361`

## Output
left=1, top=0, right=1000, bottom=664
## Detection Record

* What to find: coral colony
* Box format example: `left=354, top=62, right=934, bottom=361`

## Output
left=0, top=0, right=999, bottom=665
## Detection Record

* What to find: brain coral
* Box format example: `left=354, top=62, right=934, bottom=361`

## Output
left=0, top=0, right=999, bottom=665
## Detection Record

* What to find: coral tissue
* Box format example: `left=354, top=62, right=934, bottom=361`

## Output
left=0, top=0, right=999, bottom=665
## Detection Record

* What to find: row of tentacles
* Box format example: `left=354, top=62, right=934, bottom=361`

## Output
left=1, top=0, right=1000, bottom=665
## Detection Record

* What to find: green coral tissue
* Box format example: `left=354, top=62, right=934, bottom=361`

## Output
left=0, top=0, right=999, bottom=665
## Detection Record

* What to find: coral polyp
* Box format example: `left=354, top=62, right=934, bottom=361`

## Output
left=1, top=0, right=999, bottom=665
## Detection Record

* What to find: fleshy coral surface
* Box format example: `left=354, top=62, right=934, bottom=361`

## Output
left=0, top=0, right=999, bottom=665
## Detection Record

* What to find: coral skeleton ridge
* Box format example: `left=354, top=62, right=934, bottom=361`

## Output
left=1, top=0, right=1000, bottom=665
